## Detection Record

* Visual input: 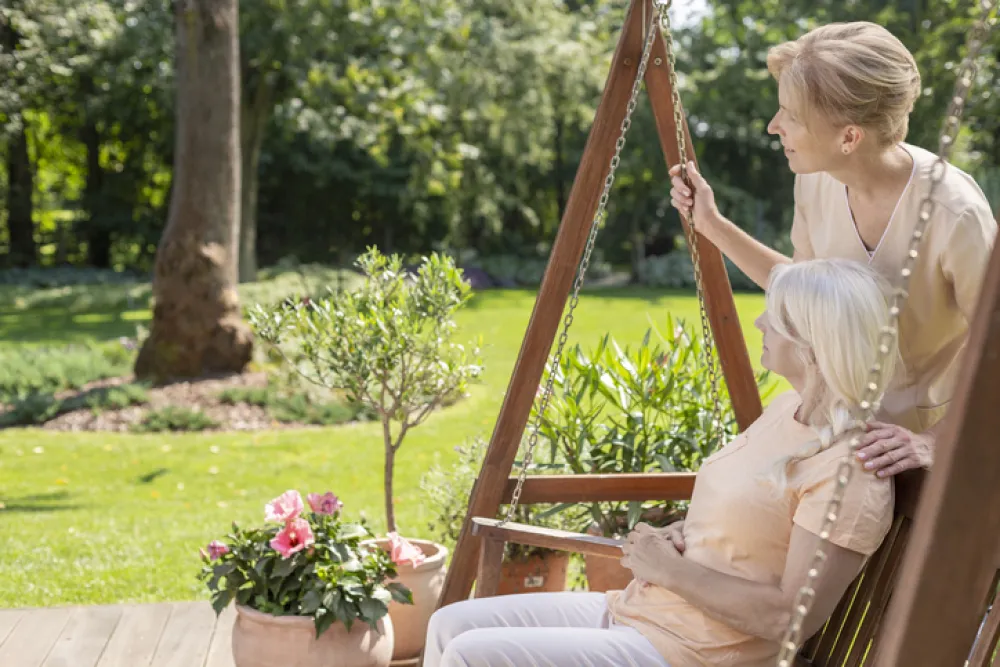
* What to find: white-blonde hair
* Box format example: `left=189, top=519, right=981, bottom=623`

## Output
left=765, top=258, right=899, bottom=486
left=767, top=22, right=921, bottom=148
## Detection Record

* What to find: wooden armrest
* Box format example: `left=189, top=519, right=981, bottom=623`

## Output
left=500, top=473, right=697, bottom=504
left=471, top=517, right=624, bottom=559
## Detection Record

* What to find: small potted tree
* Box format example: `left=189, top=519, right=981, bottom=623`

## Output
left=199, top=489, right=412, bottom=667
left=249, top=248, right=483, bottom=663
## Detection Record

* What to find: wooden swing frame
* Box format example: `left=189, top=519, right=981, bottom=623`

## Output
left=438, top=0, right=763, bottom=609
left=435, top=1, right=1000, bottom=665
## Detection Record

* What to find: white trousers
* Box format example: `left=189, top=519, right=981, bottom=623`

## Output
left=424, top=592, right=671, bottom=667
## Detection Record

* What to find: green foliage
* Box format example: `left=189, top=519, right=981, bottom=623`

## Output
left=133, top=406, right=219, bottom=433
left=638, top=253, right=760, bottom=291
left=250, top=247, right=484, bottom=531
left=198, top=494, right=411, bottom=637
left=0, top=342, right=134, bottom=403
left=0, top=382, right=149, bottom=427
left=529, top=317, right=775, bottom=537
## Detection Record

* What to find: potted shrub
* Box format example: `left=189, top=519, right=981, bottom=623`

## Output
left=199, top=489, right=413, bottom=667
left=249, top=248, right=482, bottom=663
left=421, top=439, right=572, bottom=596
left=532, top=318, right=774, bottom=591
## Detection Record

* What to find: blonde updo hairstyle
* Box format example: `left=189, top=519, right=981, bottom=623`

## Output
left=767, top=22, right=921, bottom=148
left=764, top=258, right=900, bottom=486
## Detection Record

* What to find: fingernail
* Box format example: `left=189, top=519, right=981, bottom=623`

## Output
left=864, top=461, right=874, bottom=469
left=857, top=452, right=867, bottom=459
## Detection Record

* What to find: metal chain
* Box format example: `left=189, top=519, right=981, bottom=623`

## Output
left=657, top=0, right=726, bottom=449
left=501, top=8, right=663, bottom=523
left=775, top=2, right=997, bottom=664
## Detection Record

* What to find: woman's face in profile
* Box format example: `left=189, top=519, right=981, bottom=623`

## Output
left=754, top=309, right=804, bottom=381
left=767, top=78, right=845, bottom=175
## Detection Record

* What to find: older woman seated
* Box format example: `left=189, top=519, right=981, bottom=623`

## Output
left=425, top=257, right=898, bottom=667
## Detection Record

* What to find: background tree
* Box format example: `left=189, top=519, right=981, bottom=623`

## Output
left=134, top=0, right=252, bottom=380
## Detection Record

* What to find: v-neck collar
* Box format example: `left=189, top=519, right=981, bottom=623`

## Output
left=841, top=143, right=917, bottom=265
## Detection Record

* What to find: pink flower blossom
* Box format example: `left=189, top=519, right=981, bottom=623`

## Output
left=265, top=490, right=304, bottom=523
left=206, top=540, right=229, bottom=561
left=271, top=518, right=315, bottom=558
left=307, top=492, right=343, bottom=516
left=386, top=532, right=426, bottom=567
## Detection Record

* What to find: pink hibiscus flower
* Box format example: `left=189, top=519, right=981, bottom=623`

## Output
left=206, top=540, right=230, bottom=561
left=270, top=518, right=315, bottom=558
left=386, top=532, right=426, bottom=567
left=307, top=491, right=343, bottom=516
left=265, top=490, right=304, bottom=523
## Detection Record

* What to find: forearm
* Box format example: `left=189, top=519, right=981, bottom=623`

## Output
left=652, top=556, right=791, bottom=642
left=703, top=213, right=792, bottom=289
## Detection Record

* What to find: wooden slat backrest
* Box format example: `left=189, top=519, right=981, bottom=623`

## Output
left=799, top=470, right=923, bottom=667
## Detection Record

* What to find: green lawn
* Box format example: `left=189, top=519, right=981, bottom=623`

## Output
left=0, top=285, right=776, bottom=608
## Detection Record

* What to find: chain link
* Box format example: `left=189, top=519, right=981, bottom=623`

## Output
left=501, top=7, right=663, bottom=524
left=775, top=2, right=997, bottom=664
left=657, top=0, right=726, bottom=449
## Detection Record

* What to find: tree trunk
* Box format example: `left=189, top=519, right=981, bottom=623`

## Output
left=237, top=75, right=273, bottom=283
left=382, top=418, right=397, bottom=533
left=135, top=0, right=252, bottom=382
left=6, top=123, right=36, bottom=267
left=81, top=113, right=111, bottom=268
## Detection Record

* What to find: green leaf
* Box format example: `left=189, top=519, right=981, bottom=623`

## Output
left=211, top=589, right=235, bottom=616
left=627, top=501, right=643, bottom=530
left=273, top=555, right=298, bottom=578
left=387, top=582, right=413, bottom=605
left=300, top=589, right=323, bottom=615
left=358, top=597, right=388, bottom=624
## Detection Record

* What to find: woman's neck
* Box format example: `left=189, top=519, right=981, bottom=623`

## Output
left=826, top=143, right=913, bottom=200
left=788, top=371, right=827, bottom=426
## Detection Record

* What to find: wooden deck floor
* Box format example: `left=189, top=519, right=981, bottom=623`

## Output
left=0, top=602, right=235, bottom=667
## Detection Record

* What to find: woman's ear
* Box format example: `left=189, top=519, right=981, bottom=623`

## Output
left=841, top=125, right=865, bottom=154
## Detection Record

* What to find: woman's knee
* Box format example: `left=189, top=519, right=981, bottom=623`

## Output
left=427, top=602, right=465, bottom=647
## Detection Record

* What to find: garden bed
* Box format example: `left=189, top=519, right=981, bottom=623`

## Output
left=0, top=370, right=365, bottom=433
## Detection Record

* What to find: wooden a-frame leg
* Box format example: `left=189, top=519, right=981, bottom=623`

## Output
left=474, top=538, right=506, bottom=599
left=642, top=1, right=761, bottom=432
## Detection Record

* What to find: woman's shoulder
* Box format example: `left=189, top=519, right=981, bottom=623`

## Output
left=903, top=142, right=994, bottom=221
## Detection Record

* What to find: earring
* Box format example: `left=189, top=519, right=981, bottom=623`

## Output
left=842, top=147, right=849, bottom=154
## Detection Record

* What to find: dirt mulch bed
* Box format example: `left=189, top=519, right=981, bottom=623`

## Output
left=31, top=371, right=312, bottom=433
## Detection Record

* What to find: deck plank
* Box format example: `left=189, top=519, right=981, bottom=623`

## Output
left=0, top=609, right=27, bottom=647
left=150, top=602, right=216, bottom=667
left=0, top=607, right=72, bottom=667
left=204, top=604, right=236, bottom=667
left=96, top=603, right=172, bottom=667
left=43, top=606, right=123, bottom=667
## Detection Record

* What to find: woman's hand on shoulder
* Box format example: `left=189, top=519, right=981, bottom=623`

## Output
left=856, top=421, right=933, bottom=477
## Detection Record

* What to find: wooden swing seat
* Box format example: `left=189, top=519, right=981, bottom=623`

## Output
left=471, top=469, right=1000, bottom=667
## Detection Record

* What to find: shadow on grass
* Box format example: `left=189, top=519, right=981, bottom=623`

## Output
left=0, top=490, right=83, bottom=513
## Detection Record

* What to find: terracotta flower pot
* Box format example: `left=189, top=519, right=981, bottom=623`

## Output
left=584, top=553, right=634, bottom=592
left=365, top=538, right=448, bottom=664
left=496, top=550, right=570, bottom=596
left=232, top=604, right=394, bottom=667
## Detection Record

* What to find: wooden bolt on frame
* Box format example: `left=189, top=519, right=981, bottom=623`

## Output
left=436, top=0, right=762, bottom=609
